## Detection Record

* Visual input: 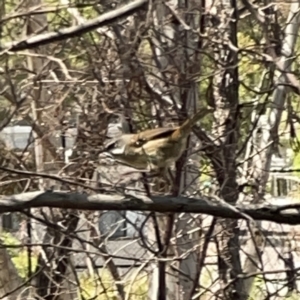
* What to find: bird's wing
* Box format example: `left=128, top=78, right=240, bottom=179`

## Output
left=132, top=127, right=178, bottom=146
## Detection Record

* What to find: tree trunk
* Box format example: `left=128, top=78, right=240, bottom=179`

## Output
left=23, top=0, right=79, bottom=298
left=147, top=1, right=204, bottom=299
left=238, top=3, right=300, bottom=297
left=0, top=2, right=24, bottom=297
left=208, top=0, right=245, bottom=298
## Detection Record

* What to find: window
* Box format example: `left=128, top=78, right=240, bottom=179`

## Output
left=1, top=213, right=22, bottom=232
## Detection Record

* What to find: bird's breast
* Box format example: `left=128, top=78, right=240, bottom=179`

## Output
left=141, top=137, right=187, bottom=167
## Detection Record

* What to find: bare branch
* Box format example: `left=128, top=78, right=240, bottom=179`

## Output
left=1, top=190, right=300, bottom=225
left=60, top=0, right=115, bottom=40
left=1, top=0, right=148, bottom=52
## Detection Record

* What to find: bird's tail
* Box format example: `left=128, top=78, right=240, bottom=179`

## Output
left=173, top=108, right=213, bottom=139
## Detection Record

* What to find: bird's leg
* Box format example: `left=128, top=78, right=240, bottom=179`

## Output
left=160, top=167, right=174, bottom=188
left=140, top=146, right=157, bottom=174
left=149, top=167, right=173, bottom=193
left=166, top=168, right=175, bottom=184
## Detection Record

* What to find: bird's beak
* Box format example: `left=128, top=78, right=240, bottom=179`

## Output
left=109, top=144, right=126, bottom=155
left=103, top=137, right=127, bottom=155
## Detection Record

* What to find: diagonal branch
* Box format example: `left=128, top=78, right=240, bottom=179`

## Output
left=1, top=0, right=148, bottom=52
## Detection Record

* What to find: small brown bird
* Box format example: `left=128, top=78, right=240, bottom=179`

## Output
left=103, top=108, right=212, bottom=172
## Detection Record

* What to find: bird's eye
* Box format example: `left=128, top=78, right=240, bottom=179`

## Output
left=135, top=141, right=143, bottom=147
left=131, top=138, right=145, bottom=147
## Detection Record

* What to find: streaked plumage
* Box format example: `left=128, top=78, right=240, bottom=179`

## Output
left=103, top=108, right=212, bottom=171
